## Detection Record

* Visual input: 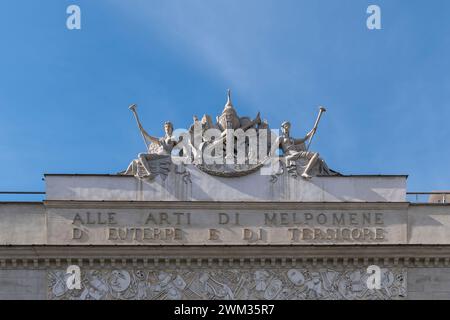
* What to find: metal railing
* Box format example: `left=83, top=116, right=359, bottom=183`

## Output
left=0, top=191, right=45, bottom=201
left=407, top=192, right=450, bottom=204
left=0, top=191, right=45, bottom=194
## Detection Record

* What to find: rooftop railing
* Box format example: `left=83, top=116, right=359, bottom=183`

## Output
left=0, top=191, right=45, bottom=202
left=0, top=191, right=45, bottom=194
left=407, top=192, right=450, bottom=204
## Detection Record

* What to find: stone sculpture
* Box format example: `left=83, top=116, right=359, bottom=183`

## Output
left=124, top=105, right=179, bottom=180
left=276, top=117, right=333, bottom=179
left=123, top=90, right=337, bottom=180
left=48, top=267, right=406, bottom=300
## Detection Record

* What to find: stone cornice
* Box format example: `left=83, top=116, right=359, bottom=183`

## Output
left=43, top=200, right=410, bottom=210
left=43, top=174, right=409, bottom=177
left=0, top=245, right=449, bottom=269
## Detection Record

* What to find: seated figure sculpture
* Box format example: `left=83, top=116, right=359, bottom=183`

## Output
left=276, top=121, right=333, bottom=179
left=124, top=105, right=179, bottom=180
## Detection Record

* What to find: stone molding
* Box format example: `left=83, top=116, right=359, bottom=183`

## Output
left=1, top=245, right=450, bottom=269
left=43, top=200, right=410, bottom=210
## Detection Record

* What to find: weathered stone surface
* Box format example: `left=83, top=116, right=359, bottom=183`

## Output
left=0, top=270, right=46, bottom=300
left=46, top=206, right=407, bottom=245
left=0, top=203, right=45, bottom=245
left=408, top=205, right=450, bottom=244
left=407, top=268, right=450, bottom=300
left=45, top=172, right=407, bottom=202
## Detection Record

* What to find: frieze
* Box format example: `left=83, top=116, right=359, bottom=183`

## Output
left=48, top=267, right=406, bottom=300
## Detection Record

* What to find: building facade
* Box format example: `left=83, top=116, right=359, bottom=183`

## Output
left=1, top=95, right=449, bottom=300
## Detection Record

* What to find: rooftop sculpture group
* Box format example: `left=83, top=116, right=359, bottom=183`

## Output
left=124, top=90, right=336, bottom=181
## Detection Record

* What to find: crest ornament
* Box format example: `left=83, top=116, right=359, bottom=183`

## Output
left=123, top=90, right=338, bottom=180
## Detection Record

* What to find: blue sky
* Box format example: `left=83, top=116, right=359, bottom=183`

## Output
left=0, top=0, right=449, bottom=199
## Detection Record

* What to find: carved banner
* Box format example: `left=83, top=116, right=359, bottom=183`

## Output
left=46, top=208, right=407, bottom=245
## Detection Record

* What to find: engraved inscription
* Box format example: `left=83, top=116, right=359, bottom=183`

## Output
left=48, top=209, right=405, bottom=245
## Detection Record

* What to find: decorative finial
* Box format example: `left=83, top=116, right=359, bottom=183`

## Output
left=226, top=89, right=233, bottom=107
left=221, top=88, right=238, bottom=118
